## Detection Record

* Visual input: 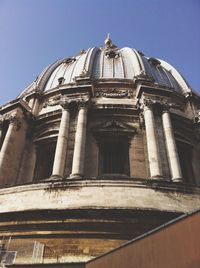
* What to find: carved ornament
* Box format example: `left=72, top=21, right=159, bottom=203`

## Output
left=0, top=114, right=10, bottom=122
left=96, top=88, right=133, bottom=99
left=62, top=96, right=90, bottom=110
left=142, top=98, right=153, bottom=109
left=43, top=95, right=62, bottom=108
left=9, top=114, right=21, bottom=130
left=93, top=120, right=137, bottom=134
left=141, top=97, right=180, bottom=111
left=0, top=115, right=4, bottom=129
left=43, top=95, right=90, bottom=110
left=0, top=114, right=20, bottom=130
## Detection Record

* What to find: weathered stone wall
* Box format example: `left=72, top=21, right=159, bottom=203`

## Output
left=4, top=237, right=124, bottom=264
left=0, top=180, right=200, bottom=214
left=16, top=141, right=36, bottom=184
left=192, top=142, right=200, bottom=186
left=129, top=129, right=149, bottom=178
left=84, top=122, right=99, bottom=177
left=64, top=109, right=78, bottom=177
left=154, top=110, right=170, bottom=179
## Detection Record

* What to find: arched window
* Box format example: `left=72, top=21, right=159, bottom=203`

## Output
left=33, top=129, right=58, bottom=181
left=34, top=141, right=56, bottom=180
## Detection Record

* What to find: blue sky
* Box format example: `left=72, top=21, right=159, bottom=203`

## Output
left=0, top=0, right=199, bottom=105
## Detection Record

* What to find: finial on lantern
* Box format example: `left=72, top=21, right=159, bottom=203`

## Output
left=104, top=33, right=113, bottom=48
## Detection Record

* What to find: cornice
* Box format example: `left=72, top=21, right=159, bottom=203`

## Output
left=0, top=99, right=32, bottom=115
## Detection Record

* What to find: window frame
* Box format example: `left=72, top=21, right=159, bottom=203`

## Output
left=93, top=119, right=136, bottom=179
left=33, top=139, right=56, bottom=181
left=98, top=135, right=130, bottom=177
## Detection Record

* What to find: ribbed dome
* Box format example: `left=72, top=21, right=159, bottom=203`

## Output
left=19, top=40, right=191, bottom=97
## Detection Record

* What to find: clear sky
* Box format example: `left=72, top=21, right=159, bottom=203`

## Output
left=0, top=0, right=199, bottom=105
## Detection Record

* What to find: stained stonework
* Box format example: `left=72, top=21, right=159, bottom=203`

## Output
left=0, top=37, right=200, bottom=266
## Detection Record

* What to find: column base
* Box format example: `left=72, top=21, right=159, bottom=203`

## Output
left=150, top=175, right=164, bottom=180
left=172, top=178, right=183, bottom=183
left=48, top=175, right=63, bottom=181
left=69, top=173, right=83, bottom=179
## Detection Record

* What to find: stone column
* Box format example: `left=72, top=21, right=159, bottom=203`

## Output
left=0, top=114, right=20, bottom=162
left=0, top=112, right=21, bottom=185
left=0, top=118, right=3, bottom=147
left=52, top=103, right=70, bottom=178
left=143, top=99, right=163, bottom=179
left=162, top=108, right=182, bottom=182
left=70, top=102, right=88, bottom=178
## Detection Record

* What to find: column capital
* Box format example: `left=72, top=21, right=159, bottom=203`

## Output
left=141, top=96, right=179, bottom=113
left=77, top=99, right=90, bottom=110
left=0, top=116, right=4, bottom=129
left=194, top=110, right=200, bottom=124
left=161, top=103, right=171, bottom=113
left=59, top=96, right=90, bottom=111
left=60, top=99, right=71, bottom=110
left=161, top=102, right=181, bottom=113
left=140, top=98, right=154, bottom=110
left=8, top=113, right=21, bottom=130
left=0, top=113, right=19, bottom=128
left=0, top=114, right=9, bottom=123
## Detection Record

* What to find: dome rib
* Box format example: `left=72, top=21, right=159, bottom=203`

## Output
left=69, top=56, right=79, bottom=82
left=86, top=47, right=100, bottom=77
left=37, top=58, right=65, bottom=92
left=119, top=53, right=125, bottom=78
left=160, top=60, right=191, bottom=94
left=160, top=67, right=174, bottom=88
left=49, top=64, right=64, bottom=89
left=101, top=50, right=105, bottom=78
left=132, top=49, right=146, bottom=75
left=18, top=44, right=193, bottom=97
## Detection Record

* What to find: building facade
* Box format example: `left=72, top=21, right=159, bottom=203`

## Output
left=0, top=36, right=200, bottom=265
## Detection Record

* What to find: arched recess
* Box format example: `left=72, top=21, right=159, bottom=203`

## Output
left=175, top=133, right=195, bottom=184
left=33, top=129, right=58, bottom=181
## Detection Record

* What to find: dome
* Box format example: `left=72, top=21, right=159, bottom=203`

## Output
left=0, top=37, right=200, bottom=265
left=19, top=38, right=191, bottom=98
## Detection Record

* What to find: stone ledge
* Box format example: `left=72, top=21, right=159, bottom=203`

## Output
left=0, top=178, right=199, bottom=214
left=0, top=178, right=199, bottom=196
